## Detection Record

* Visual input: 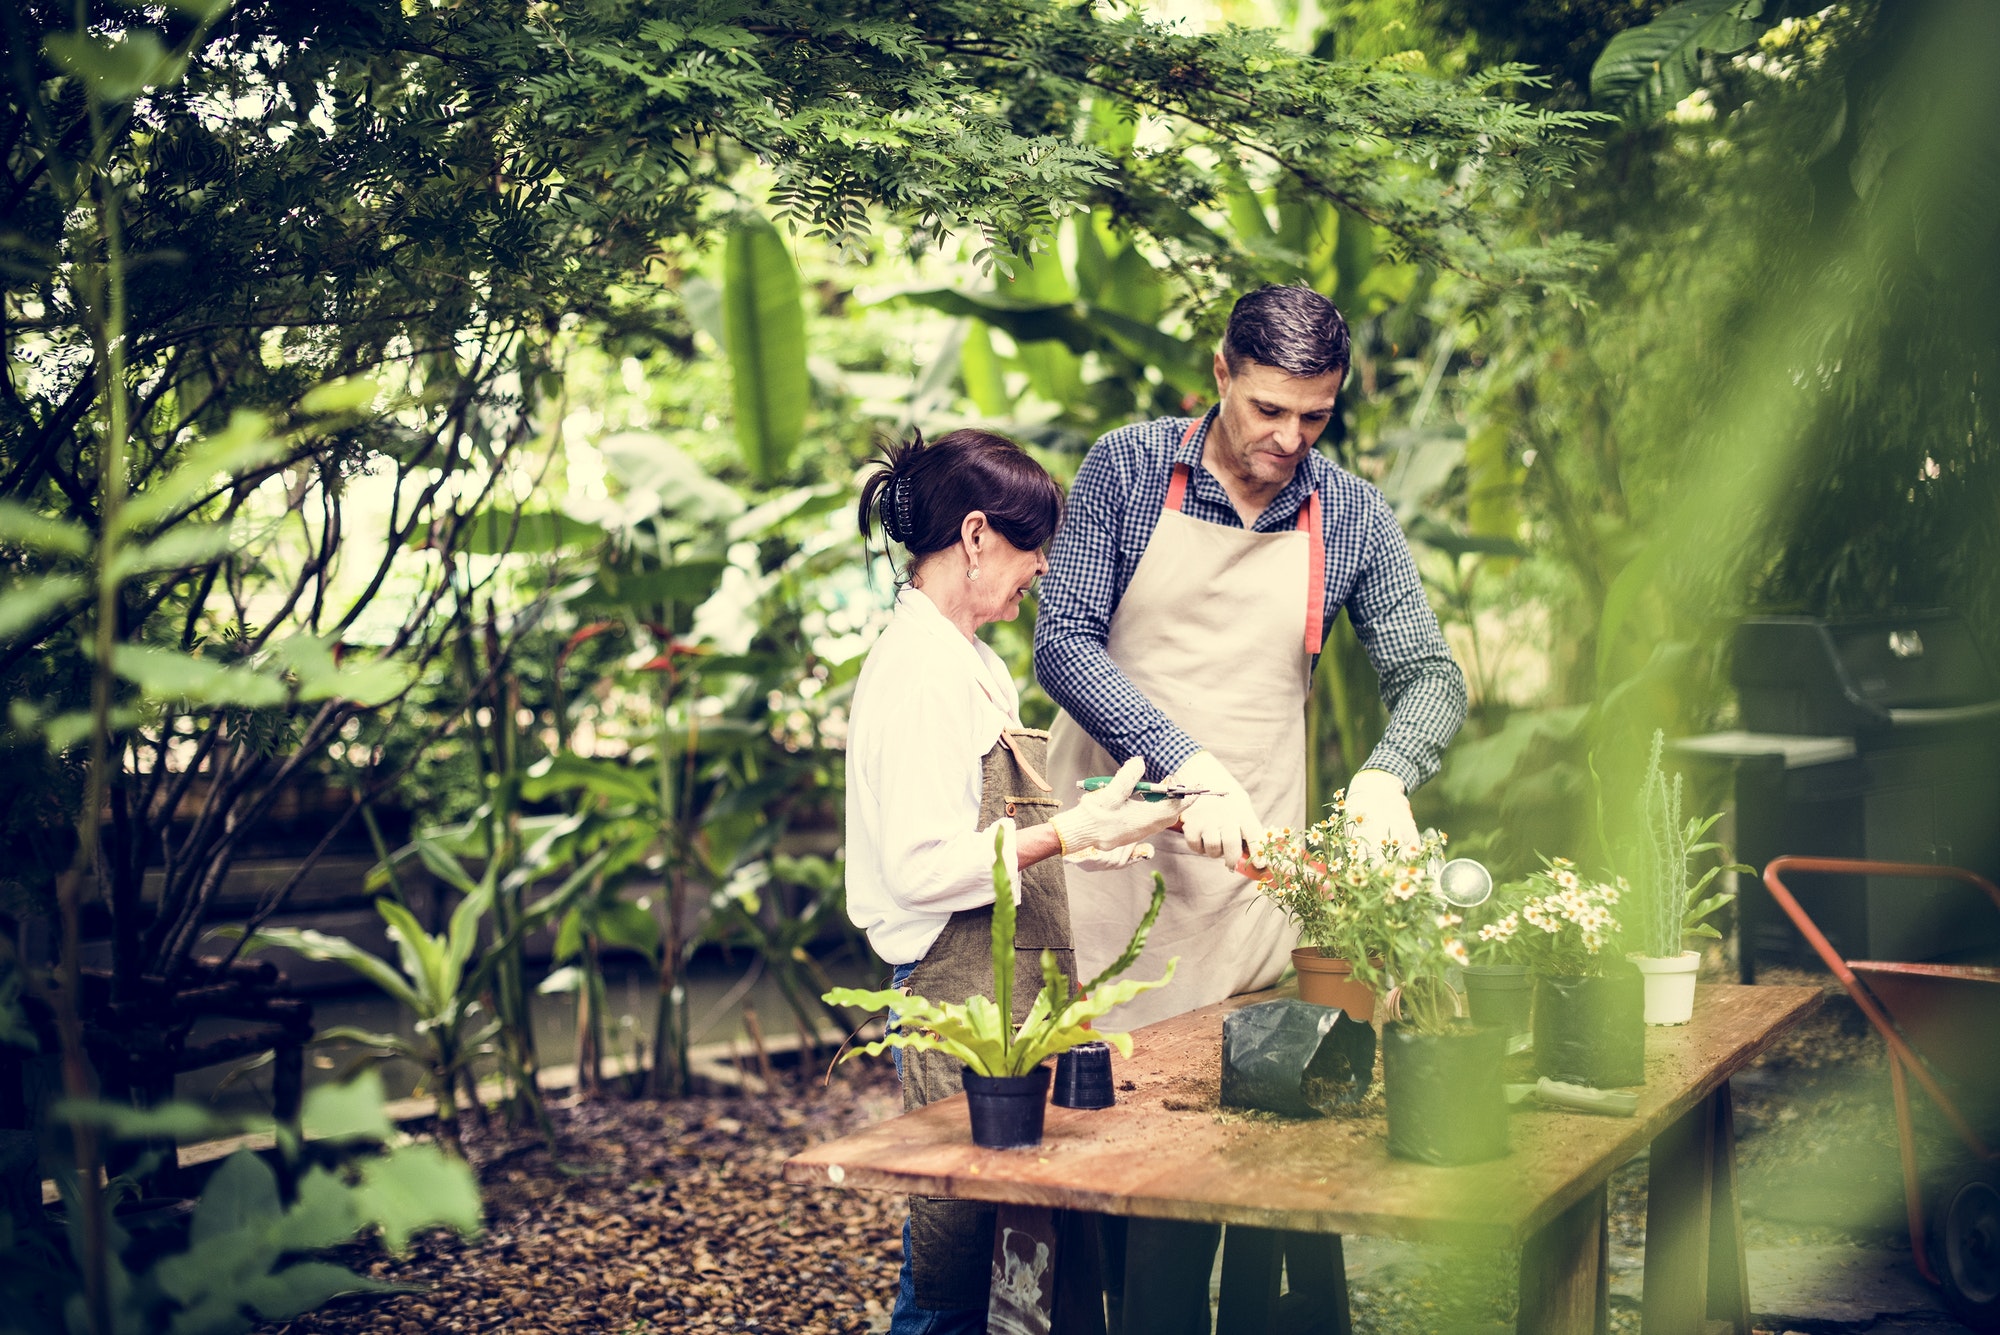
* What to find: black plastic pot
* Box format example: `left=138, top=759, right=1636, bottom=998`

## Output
left=1533, top=967, right=1646, bottom=1088
left=1052, top=1041, right=1115, bottom=1109
left=962, top=1065, right=1052, bottom=1148
left=1462, top=964, right=1533, bottom=1046
left=1382, top=1021, right=1509, bottom=1166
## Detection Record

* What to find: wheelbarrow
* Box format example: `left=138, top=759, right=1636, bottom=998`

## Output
left=1764, top=856, right=2000, bottom=1331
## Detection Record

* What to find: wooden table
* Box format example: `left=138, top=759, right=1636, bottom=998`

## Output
left=786, top=983, right=1821, bottom=1335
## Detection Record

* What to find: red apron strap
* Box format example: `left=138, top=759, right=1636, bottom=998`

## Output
left=1165, top=410, right=1324, bottom=654
left=1296, top=489, right=1324, bottom=654
left=1163, top=415, right=1204, bottom=513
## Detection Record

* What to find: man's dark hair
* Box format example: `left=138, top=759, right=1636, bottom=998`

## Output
left=857, top=427, right=1064, bottom=570
left=1222, top=285, right=1351, bottom=378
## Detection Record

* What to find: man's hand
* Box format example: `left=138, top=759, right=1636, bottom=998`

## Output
left=1344, top=768, right=1421, bottom=859
left=1168, top=751, right=1265, bottom=866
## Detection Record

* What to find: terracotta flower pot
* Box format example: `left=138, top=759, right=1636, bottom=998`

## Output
left=1291, top=947, right=1377, bottom=1022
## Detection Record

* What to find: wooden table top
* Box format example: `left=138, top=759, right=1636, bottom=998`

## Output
left=784, top=982, right=1821, bottom=1247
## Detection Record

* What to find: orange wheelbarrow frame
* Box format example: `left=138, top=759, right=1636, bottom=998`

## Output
left=1762, top=856, right=2000, bottom=1285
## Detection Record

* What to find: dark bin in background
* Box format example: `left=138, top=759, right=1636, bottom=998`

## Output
left=1677, top=611, right=2000, bottom=976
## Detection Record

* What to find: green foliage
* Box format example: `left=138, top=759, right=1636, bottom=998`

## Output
left=1590, top=0, right=1779, bottom=121
left=228, top=831, right=603, bottom=1147
left=1252, top=803, right=1468, bottom=1033
left=824, top=832, right=1176, bottom=1077
left=721, top=214, right=810, bottom=482
left=1479, top=858, right=1627, bottom=977
left=7, top=1073, right=478, bottom=1335
left=1623, top=730, right=1743, bottom=956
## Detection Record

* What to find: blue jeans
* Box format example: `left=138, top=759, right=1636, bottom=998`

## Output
left=887, top=961, right=986, bottom=1335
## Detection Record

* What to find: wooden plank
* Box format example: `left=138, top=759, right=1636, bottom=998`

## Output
left=1705, top=1092, right=1752, bottom=1335
left=787, top=984, right=1819, bottom=1247
left=1517, top=1184, right=1607, bottom=1335
left=1642, top=1090, right=1716, bottom=1335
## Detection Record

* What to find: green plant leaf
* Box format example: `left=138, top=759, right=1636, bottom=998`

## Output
left=299, top=1070, right=394, bottom=1144
left=1081, top=873, right=1168, bottom=995
left=0, top=502, right=90, bottom=557
left=989, top=828, right=1015, bottom=1057
left=111, top=643, right=287, bottom=708
left=378, top=897, right=450, bottom=1013
left=229, top=927, right=424, bottom=1014
left=0, top=575, right=88, bottom=642
left=269, top=1169, right=363, bottom=1252
left=1591, top=0, right=1766, bottom=122
left=722, top=212, right=808, bottom=482
left=43, top=29, right=179, bottom=102
left=458, top=509, right=606, bottom=556
left=298, top=376, right=380, bottom=416
left=354, top=1143, right=482, bottom=1252
left=109, top=522, right=235, bottom=579
left=242, top=1260, right=397, bottom=1321
left=116, top=410, right=287, bottom=535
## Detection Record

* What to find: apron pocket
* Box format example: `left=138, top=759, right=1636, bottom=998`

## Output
left=910, top=1195, right=996, bottom=1310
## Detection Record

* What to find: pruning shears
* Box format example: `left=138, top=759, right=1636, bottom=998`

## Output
left=1077, top=777, right=1210, bottom=802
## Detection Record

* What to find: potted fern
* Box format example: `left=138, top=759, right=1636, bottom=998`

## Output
left=1626, top=731, right=1746, bottom=1026
left=825, top=832, right=1176, bottom=1149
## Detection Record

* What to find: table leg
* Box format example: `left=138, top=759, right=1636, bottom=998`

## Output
left=1518, top=1184, right=1608, bottom=1335
left=1215, top=1227, right=1352, bottom=1335
left=1119, top=1218, right=1221, bottom=1335
left=1642, top=1084, right=1751, bottom=1335
left=1216, top=1224, right=1283, bottom=1335
left=1707, top=1090, right=1752, bottom=1335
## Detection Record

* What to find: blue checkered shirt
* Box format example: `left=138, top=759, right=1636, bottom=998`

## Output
left=1033, top=412, right=1467, bottom=791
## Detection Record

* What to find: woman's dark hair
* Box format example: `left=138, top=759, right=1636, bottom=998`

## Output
left=857, top=429, right=1064, bottom=568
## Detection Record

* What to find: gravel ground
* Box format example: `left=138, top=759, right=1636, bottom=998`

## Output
left=262, top=1064, right=908, bottom=1335
left=264, top=972, right=1951, bottom=1335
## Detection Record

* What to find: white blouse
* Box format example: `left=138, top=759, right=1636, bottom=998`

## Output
left=844, top=587, right=1024, bottom=964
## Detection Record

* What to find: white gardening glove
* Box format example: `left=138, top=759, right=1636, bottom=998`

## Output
left=1049, top=758, right=1186, bottom=854
left=1168, top=751, right=1266, bottom=866
left=1344, top=768, right=1421, bottom=860
left=1064, top=842, right=1156, bottom=872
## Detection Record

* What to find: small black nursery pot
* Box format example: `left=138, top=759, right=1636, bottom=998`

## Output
left=962, top=1065, right=1052, bottom=1148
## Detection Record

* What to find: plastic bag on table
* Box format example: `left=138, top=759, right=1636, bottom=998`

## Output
left=1220, top=998, right=1376, bottom=1118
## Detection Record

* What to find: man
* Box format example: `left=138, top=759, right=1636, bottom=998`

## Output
left=1038, top=284, right=1467, bottom=1030
left=1035, top=284, right=1466, bottom=1335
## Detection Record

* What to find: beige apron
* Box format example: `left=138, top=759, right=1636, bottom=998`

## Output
left=1049, top=413, right=1324, bottom=1030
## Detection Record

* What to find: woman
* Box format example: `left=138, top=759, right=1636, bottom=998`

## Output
left=846, top=428, right=1185, bottom=1333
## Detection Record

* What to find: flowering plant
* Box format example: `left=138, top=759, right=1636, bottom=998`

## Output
left=1482, top=857, right=1627, bottom=977
left=1254, top=810, right=1469, bottom=1034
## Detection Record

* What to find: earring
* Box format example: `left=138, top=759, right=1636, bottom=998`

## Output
left=966, top=566, right=981, bottom=581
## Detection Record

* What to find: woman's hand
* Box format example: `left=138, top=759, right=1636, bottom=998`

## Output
left=1065, top=841, right=1155, bottom=871
left=1049, top=758, right=1187, bottom=854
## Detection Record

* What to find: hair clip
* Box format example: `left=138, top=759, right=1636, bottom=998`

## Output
left=893, top=474, right=915, bottom=545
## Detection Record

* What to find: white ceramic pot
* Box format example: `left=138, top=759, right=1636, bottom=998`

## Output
left=1630, top=951, right=1701, bottom=1025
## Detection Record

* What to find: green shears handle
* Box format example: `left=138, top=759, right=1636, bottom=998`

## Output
left=1077, top=777, right=1207, bottom=801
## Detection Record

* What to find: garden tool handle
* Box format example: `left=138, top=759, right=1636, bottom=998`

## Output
left=1078, top=777, right=1209, bottom=802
